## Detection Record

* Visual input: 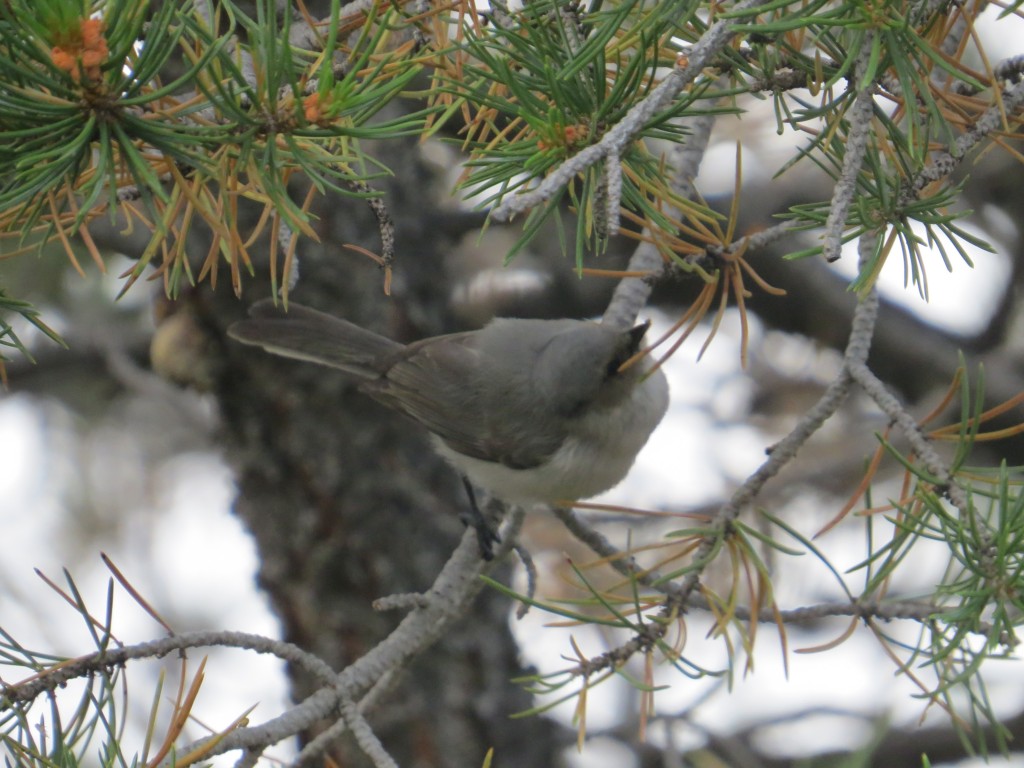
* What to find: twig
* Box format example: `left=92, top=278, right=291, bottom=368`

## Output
left=2, top=630, right=339, bottom=707
left=202, top=509, right=523, bottom=765
left=491, top=0, right=763, bottom=223
left=905, top=78, right=1024, bottom=202
left=563, top=233, right=883, bottom=678
left=821, top=35, right=877, bottom=263
left=340, top=696, right=399, bottom=768
left=602, top=112, right=717, bottom=331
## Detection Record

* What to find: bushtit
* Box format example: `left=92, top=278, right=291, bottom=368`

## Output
left=229, top=299, right=669, bottom=551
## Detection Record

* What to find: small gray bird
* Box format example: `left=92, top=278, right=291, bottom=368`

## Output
left=229, top=299, right=669, bottom=552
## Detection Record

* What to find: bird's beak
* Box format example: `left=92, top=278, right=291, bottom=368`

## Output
left=628, top=320, right=651, bottom=352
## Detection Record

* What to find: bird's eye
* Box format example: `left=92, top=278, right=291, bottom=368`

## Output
left=607, top=322, right=649, bottom=378
left=606, top=345, right=632, bottom=378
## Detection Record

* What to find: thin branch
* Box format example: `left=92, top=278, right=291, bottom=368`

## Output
left=491, top=0, right=763, bottom=223
left=732, top=220, right=799, bottom=253
left=563, top=233, right=884, bottom=678
left=485, top=0, right=515, bottom=31
left=993, top=54, right=1024, bottom=84
left=177, top=508, right=527, bottom=764
left=340, top=696, right=400, bottom=768
left=674, top=233, right=878, bottom=602
left=821, top=36, right=877, bottom=263
left=564, top=213, right=1020, bottom=679
left=293, top=667, right=404, bottom=767
left=603, top=150, right=623, bottom=235
left=233, top=748, right=264, bottom=768
left=1, top=630, right=339, bottom=707
left=603, top=112, right=717, bottom=331
left=551, top=503, right=1000, bottom=634
left=905, top=78, right=1024, bottom=202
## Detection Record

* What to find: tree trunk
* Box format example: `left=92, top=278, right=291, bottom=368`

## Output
left=207, top=136, right=566, bottom=766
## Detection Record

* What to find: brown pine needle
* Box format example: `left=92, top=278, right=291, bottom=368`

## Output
left=919, top=368, right=964, bottom=428
left=815, top=438, right=888, bottom=538
left=579, top=267, right=657, bottom=278
left=102, top=553, right=174, bottom=633
left=796, top=616, right=859, bottom=653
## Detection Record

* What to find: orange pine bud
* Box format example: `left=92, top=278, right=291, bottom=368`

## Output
left=51, top=47, right=77, bottom=72
left=80, top=18, right=104, bottom=48
left=81, top=49, right=103, bottom=69
left=303, top=93, right=322, bottom=122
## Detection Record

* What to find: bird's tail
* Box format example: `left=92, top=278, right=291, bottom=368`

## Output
left=228, top=298, right=403, bottom=379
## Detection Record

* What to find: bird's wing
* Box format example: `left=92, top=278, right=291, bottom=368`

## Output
left=364, top=333, right=565, bottom=469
